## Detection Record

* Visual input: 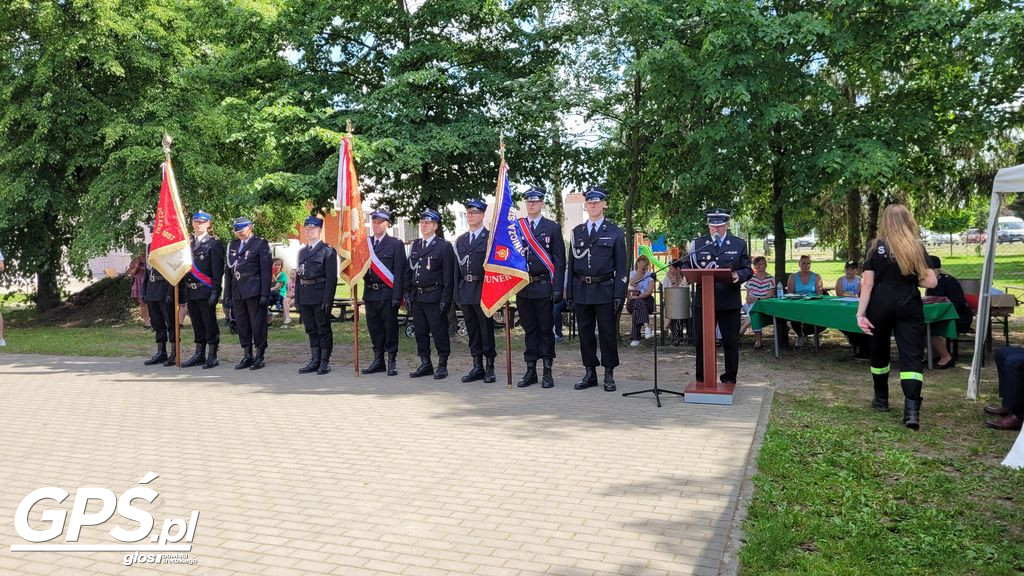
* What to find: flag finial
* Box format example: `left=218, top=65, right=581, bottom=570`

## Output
left=162, top=134, right=173, bottom=162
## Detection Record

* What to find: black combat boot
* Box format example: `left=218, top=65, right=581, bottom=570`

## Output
left=902, top=379, right=923, bottom=430
left=603, top=368, right=616, bottom=392
left=181, top=344, right=206, bottom=368
left=249, top=346, right=266, bottom=370
left=461, top=356, right=485, bottom=382
left=163, top=342, right=178, bottom=367
left=574, top=367, right=598, bottom=390
left=871, top=371, right=890, bottom=411
left=317, top=349, right=332, bottom=375
left=387, top=353, right=398, bottom=376
left=362, top=352, right=385, bottom=374
left=235, top=346, right=254, bottom=370
left=433, top=355, right=449, bottom=380
left=410, top=356, right=433, bottom=378
left=541, top=358, right=554, bottom=388
left=517, top=362, right=538, bottom=388
left=202, top=344, right=219, bottom=369
left=299, top=347, right=321, bottom=374
left=483, top=358, right=496, bottom=383
left=144, top=343, right=168, bottom=366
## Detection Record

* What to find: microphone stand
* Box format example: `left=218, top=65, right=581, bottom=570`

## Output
left=623, top=278, right=685, bottom=407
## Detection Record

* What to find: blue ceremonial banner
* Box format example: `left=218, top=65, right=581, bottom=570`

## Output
left=481, top=160, right=530, bottom=317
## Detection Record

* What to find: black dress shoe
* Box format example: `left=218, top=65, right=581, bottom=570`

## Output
left=317, top=360, right=331, bottom=375
left=720, top=374, right=737, bottom=385
left=986, top=414, right=1023, bottom=430
left=574, top=368, right=598, bottom=390
left=984, top=404, right=1011, bottom=416
left=249, top=356, right=265, bottom=370
left=935, top=358, right=956, bottom=369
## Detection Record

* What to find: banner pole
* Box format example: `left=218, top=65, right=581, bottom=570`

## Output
left=505, top=302, right=512, bottom=389
left=174, top=284, right=181, bottom=369
left=354, top=284, right=360, bottom=376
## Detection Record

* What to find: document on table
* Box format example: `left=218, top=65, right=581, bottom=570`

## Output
left=834, top=297, right=860, bottom=302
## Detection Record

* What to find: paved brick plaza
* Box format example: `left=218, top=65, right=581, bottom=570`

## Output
left=0, top=354, right=767, bottom=575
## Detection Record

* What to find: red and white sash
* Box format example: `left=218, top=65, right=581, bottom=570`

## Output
left=367, top=236, right=395, bottom=288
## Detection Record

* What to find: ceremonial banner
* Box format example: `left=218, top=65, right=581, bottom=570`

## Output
left=480, top=161, right=530, bottom=317
left=148, top=161, right=192, bottom=284
left=337, top=135, right=370, bottom=284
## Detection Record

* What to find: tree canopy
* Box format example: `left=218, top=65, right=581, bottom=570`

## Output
left=0, top=0, right=1021, bottom=309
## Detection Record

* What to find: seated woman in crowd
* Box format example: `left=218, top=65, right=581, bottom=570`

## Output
left=626, top=255, right=656, bottom=346
left=786, top=254, right=825, bottom=347
left=835, top=260, right=870, bottom=358
left=740, top=256, right=775, bottom=349
left=925, top=255, right=971, bottom=369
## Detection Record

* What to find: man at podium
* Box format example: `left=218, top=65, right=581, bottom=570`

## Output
left=689, top=209, right=752, bottom=385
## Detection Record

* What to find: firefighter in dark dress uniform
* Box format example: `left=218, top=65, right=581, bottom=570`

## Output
left=405, top=209, right=455, bottom=379
left=515, top=187, right=565, bottom=389
left=689, top=209, right=752, bottom=385
left=566, top=188, right=628, bottom=391
left=224, top=216, right=273, bottom=370
left=142, top=248, right=177, bottom=366
left=455, top=199, right=496, bottom=383
left=181, top=211, right=225, bottom=369
left=296, top=216, right=339, bottom=375
left=362, top=210, right=407, bottom=376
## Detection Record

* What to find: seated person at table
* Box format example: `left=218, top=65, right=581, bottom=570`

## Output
left=785, top=254, right=825, bottom=347
left=626, top=255, right=656, bottom=346
left=984, top=346, right=1024, bottom=430
left=739, top=256, right=775, bottom=349
left=835, top=260, right=861, bottom=296
left=924, top=255, right=971, bottom=369
left=835, top=260, right=870, bottom=358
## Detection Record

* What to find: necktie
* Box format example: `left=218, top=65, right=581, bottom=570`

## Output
left=530, top=220, right=537, bottom=232
left=589, top=223, right=597, bottom=242
left=372, top=237, right=378, bottom=248
left=239, top=241, right=246, bottom=253
left=470, top=232, right=476, bottom=245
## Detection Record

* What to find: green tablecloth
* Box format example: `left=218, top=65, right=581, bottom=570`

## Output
left=749, top=295, right=959, bottom=338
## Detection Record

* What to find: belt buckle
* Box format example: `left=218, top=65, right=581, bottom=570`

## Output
left=584, top=276, right=593, bottom=284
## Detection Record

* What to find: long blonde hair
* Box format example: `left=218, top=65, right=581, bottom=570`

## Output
left=874, top=204, right=928, bottom=280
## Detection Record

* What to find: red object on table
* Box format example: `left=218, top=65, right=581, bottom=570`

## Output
left=678, top=268, right=738, bottom=405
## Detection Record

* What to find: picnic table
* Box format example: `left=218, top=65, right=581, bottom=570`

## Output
left=749, top=295, right=960, bottom=368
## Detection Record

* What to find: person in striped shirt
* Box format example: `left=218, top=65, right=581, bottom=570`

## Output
left=740, top=256, right=775, bottom=349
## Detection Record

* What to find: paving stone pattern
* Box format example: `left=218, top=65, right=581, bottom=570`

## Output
left=0, top=354, right=767, bottom=575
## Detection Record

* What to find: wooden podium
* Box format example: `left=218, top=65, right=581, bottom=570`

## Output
left=679, top=268, right=737, bottom=405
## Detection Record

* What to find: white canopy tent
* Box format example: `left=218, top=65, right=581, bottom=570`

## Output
left=969, top=163, right=1024, bottom=468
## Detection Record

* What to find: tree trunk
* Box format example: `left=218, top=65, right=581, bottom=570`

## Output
left=845, top=186, right=862, bottom=263
left=770, top=129, right=787, bottom=282
left=551, top=127, right=565, bottom=227
left=866, top=190, right=881, bottom=243
left=624, top=70, right=642, bottom=263
left=36, top=233, right=62, bottom=312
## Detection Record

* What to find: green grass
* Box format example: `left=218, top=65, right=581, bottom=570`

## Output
left=739, top=343, right=1024, bottom=575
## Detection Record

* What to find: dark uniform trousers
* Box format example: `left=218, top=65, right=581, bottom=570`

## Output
left=364, top=235, right=406, bottom=356
left=867, top=285, right=925, bottom=381
left=226, top=236, right=272, bottom=352
left=567, top=220, right=628, bottom=370
left=144, top=267, right=175, bottom=345
left=185, top=235, right=224, bottom=346
left=517, top=216, right=565, bottom=363
left=455, top=229, right=495, bottom=360
left=689, top=234, right=752, bottom=383
left=406, top=236, right=455, bottom=358
left=296, top=241, right=338, bottom=353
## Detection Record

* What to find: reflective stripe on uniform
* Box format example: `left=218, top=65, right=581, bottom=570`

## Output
left=870, top=365, right=890, bottom=375
left=900, top=371, right=923, bottom=382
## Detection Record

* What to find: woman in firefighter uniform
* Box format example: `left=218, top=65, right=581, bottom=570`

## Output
left=856, top=204, right=937, bottom=429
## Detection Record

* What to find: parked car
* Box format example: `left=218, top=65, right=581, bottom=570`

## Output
left=928, top=232, right=958, bottom=245
left=793, top=235, right=817, bottom=248
left=961, top=228, right=987, bottom=244
left=997, top=216, right=1024, bottom=243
